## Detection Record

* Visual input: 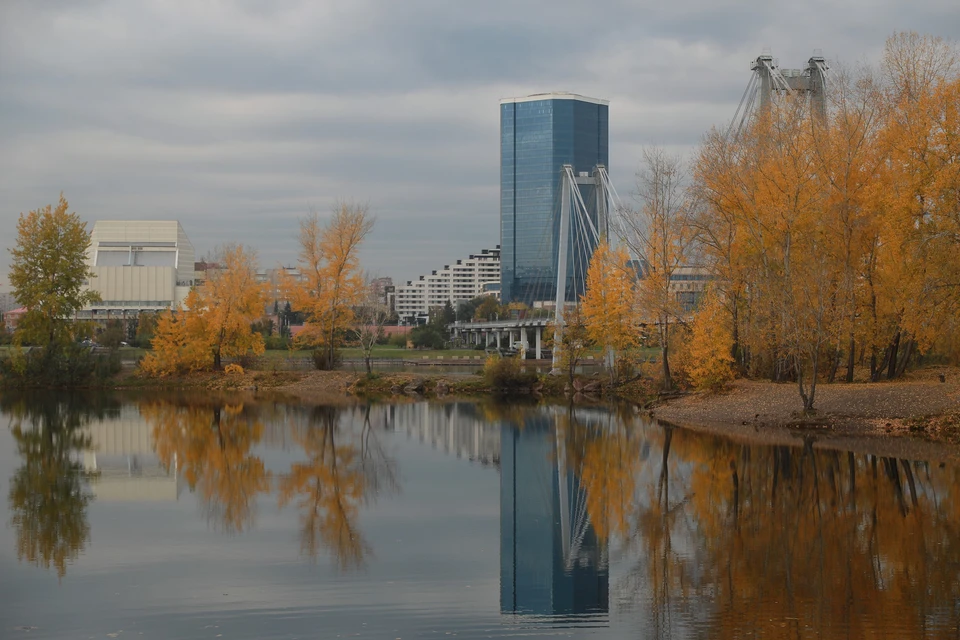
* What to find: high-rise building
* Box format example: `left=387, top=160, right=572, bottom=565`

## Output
left=500, top=93, right=609, bottom=306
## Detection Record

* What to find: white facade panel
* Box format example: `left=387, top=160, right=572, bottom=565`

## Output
left=82, top=220, right=198, bottom=317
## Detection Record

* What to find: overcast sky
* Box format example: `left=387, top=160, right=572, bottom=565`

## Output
left=1, top=0, right=957, bottom=289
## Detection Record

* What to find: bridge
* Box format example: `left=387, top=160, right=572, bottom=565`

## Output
left=451, top=317, right=552, bottom=359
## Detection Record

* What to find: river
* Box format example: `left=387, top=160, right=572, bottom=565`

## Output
left=1, top=390, right=958, bottom=638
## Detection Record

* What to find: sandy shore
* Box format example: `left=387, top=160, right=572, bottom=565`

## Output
left=129, top=364, right=960, bottom=458
left=651, top=366, right=960, bottom=461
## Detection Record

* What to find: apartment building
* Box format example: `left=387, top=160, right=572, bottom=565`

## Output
left=395, top=247, right=500, bottom=324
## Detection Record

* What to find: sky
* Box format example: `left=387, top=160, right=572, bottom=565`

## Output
left=1, top=0, right=957, bottom=291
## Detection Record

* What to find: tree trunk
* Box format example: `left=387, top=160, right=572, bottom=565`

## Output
left=845, top=334, right=856, bottom=383
left=364, top=354, right=372, bottom=375
left=807, top=351, right=819, bottom=412
left=886, top=330, right=901, bottom=380
left=827, top=347, right=840, bottom=384
left=661, top=341, right=672, bottom=391
left=893, top=338, right=914, bottom=379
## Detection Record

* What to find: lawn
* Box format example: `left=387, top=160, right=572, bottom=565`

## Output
left=258, top=346, right=487, bottom=360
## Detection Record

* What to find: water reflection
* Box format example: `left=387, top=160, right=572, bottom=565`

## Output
left=146, top=399, right=271, bottom=533
left=500, top=412, right=609, bottom=617
left=277, top=404, right=398, bottom=570
left=3, top=392, right=116, bottom=578
left=3, top=394, right=959, bottom=638
left=628, top=429, right=960, bottom=637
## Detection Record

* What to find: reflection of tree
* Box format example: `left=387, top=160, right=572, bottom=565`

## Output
left=559, top=403, right=642, bottom=541
left=618, top=424, right=960, bottom=637
left=278, top=405, right=397, bottom=572
left=3, top=393, right=116, bottom=579
left=145, top=400, right=270, bottom=533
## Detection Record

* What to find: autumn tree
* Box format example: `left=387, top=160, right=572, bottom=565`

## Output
left=869, top=33, right=960, bottom=379
left=141, top=244, right=267, bottom=375
left=692, top=32, right=960, bottom=408
left=473, top=295, right=502, bottom=321
left=285, top=202, right=374, bottom=370
left=626, top=148, right=698, bottom=391
left=681, top=288, right=735, bottom=391
left=7, top=194, right=99, bottom=348
left=580, top=239, right=640, bottom=382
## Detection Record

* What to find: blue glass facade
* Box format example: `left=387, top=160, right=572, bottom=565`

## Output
left=500, top=420, right=608, bottom=616
left=500, top=95, right=609, bottom=305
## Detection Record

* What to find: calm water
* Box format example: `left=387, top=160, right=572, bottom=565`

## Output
left=1, top=391, right=958, bottom=639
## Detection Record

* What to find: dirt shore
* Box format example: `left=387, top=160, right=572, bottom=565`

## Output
left=112, top=365, right=960, bottom=457
left=652, top=365, right=960, bottom=460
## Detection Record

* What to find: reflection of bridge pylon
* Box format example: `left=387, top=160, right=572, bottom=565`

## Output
left=730, top=48, right=830, bottom=135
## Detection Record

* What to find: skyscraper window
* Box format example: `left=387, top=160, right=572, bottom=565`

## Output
left=500, top=93, right=609, bottom=306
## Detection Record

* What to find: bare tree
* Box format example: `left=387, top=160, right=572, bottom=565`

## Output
left=355, top=275, right=392, bottom=374
left=624, top=147, right=698, bottom=391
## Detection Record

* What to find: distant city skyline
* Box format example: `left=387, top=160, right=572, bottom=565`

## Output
left=1, top=1, right=955, bottom=287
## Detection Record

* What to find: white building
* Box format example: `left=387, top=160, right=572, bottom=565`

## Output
left=394, top=246, right=500, bottom=324
left=80, top=220, right=197, bottom=318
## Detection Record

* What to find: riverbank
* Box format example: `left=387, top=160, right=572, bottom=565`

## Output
left=12, top=361, right=959, bottom=447
left=651, top=365, right=960, bottom=449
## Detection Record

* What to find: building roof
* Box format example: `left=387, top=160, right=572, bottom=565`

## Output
left=499, top=92, right=609, bottom=106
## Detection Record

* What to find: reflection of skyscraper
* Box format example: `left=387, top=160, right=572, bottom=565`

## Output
left=500, top=420, right=608, bottom=616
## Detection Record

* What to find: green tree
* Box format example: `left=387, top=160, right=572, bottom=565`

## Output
left=410, top=323, right=446, bottom=349
left=8, top=195, right=99, bottom=348
left=97, top=319, right=126, bottom=349
left=473, top=296, right=502, bottom=321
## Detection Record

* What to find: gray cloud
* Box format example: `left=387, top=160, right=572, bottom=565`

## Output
left=1, top=0, right=958, bottom=286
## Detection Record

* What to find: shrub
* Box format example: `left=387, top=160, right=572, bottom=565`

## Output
left=312, top=348, right=342, bottom=371
left=483, top=354, right=537, bottom=394
left=224, top=363, right=244, bottom=375
left=0, top=343, right=121, bottom=387
left=264, top=335, right=291, bottom=350
left=388, top=332, right=410, bottom=348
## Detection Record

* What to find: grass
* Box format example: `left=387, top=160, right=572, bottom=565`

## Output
left=257, top=346, right=487, bottom=360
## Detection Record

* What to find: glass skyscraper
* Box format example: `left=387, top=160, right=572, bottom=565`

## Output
left=500, top=93, right=609, bottom=306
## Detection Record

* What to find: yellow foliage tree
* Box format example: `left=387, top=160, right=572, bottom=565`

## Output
left=683, top=289, right=735, bottom=391
left=141, top=245, right=266, bottom=375
left=285, top=202, right=374, bottom=369
left=692, top=32, right=960, bottom=410
left=581, top=240, right=640, bottom=382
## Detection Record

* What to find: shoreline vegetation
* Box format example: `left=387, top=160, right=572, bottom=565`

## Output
left=19, top=355, right=952, bottom=450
